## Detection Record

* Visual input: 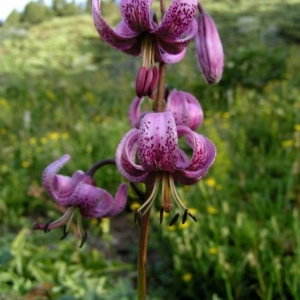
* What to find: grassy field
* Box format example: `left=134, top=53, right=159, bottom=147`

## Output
left=1, top=1, right=300, bottom=299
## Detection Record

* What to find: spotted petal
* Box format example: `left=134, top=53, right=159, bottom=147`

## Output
left=138, top=112, right=178, bottom=172
left=174, top=125, right=216, bottom=184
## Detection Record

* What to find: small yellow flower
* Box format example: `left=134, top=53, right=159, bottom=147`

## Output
left=205, top=177, right=216, bottom=187
left=282, top=140, right=294, bottom=147
left=204, top=118, right=213, bottom=125
left=48, top=132, right=60, bottom=140
left=222, top=112, right=230, bottom=119
left=178, top=221, right=190, bottom=229
left=207, top=205, right=218, bottom=215
left=40, top=137, right=48, bottom=144
left=22, top=161, right=30, bottom=168
left=61, top=132, right=69, bottom=139
left=0, top=128, right=7, bottom=135
left=167, top=225, right=176, bottom=231
left=130, top=201, right=141, bottom=211
left=294, top=124, right=300, bottom=132
left=29, top=137, right=36, bottom=145
left=189, top=208, right=197, bottom=216
left=208, top=247, right=218, bottom=255
left=93, top=115, right=101, bottom=123
left=182, top=273, right=192, bottom=282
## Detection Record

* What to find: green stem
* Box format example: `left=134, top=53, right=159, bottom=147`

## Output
left=137, top=208, right=151, bottom=300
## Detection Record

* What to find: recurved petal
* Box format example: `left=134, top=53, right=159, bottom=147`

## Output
left=174, top=126, right=216, bottom=184
left=138, top=112, right=178, bottom=172
left=120, top=0, right=152, bottom=33
left=151, top=0, right=197, bottom=40
left=92, top=0, right=140, bottom=53
left=77, top=186, right=114, bottom=218
left=116, top=129, right=149, bottom=182
left=51, top=171, right=88, bottom=206
left=105, top=183, right=128, bottom=217
left=156, top=47, right=187, bottom=64
left=42, top=154, right=70, bottom=198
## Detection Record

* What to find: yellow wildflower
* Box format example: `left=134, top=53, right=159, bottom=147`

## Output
left=209, top=247, right=218, bottom=255
left=48, top=132, right=60, bottom=140
left=61, top=132, right=69, bottom=139
left=22, top=161, right=30, bottom=168
left=178, top=221, right=190, bottom=229
left=205, top=177, right=216, bottom=187
left=29, top=137, right=36, bottom=145
left=40, top=137, right=48, bottom=144
left=130, top=201, right=141, bottom=211
left=182, top=273, right=192, bottom=282
left=282, top=140, right=294, bottom=147
left=207, top=205, right=218, bottom=215
left=294, top=124, right=300, bottom=132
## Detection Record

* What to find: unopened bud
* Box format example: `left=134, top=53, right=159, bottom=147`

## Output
left=195, top=5, right=224, bottom=84
left=135, top=66, right=159, bottom=99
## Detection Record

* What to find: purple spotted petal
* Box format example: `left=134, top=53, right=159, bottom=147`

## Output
left=120, top=0, right=153, bottom=33
left=128, top=97, right=150, bottom=128
left=92, top=0, right=140, bottom=54
left=174, top=125, right=216, bottom=184
left=151, top=0, right=197, bottom=40
left=104, top=183, right=128, bottom=217
left=138, top=112, right=178, bottom=172
left=116, top=128, right=149, bottom=182
left=166, top=89, right=203, bottom=130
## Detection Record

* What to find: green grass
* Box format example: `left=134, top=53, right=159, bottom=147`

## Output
left=1, top=3, right=300, bottom=299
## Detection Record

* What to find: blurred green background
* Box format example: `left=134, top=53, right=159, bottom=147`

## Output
left=1, top=0, right=300, bottom=299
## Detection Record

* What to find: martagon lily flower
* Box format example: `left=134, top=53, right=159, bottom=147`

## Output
left=33, top=154, right=128, bottom=246
left=129, top=89, right=203, bottom=130
left=116, top=111, right=216, bottom=225
left=92, top=0, right=198, bottom=64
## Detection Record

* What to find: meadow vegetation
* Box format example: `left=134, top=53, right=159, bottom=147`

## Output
left=0, top=0, right=300, bottom=299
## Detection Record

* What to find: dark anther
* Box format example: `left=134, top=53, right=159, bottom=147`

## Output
left=160, top=207, right=164, bottom=224
left=134, top=208, right=143, bottom=227
left=188, top=212, right=197, bottom=222
left=44, top=219, right=53, bottom=233
left=182, top=208, right=188, bottom=224
left=169, top=213, right=180, bottom=227
left=60, top=225, right=69, bottom=240
left=79, top=232, right=88, bottom=248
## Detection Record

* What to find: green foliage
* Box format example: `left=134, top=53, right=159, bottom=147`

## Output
left=22, top=1, right=51, bottom=25
left=3, top=9, right=21, bottom=28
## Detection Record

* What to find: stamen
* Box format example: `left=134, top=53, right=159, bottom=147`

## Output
left=159, top=206, right=164, bottom=224
left=168, top=176, right=188, bottom=212
left=79, top=232, right=88, bottom=248
left=61, top=225, right=69, bottom=240
left=188, top=212, right=197, bottom=222
left=44, top=219, right=53, bottom=233
left=137, top=177, right=159, bottom=216
left=169, top=213, right=180, bottom=227
left=134, top=208, right=143, bottom=227
left=182, top=208, right=188, bottom=224
left=33, top=207, right=76, bottom=232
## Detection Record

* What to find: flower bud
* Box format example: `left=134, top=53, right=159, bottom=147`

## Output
left=135, top=66, right=159, bottom=99
left=166, top=89, right=203, bottom=130
left=195, top=5, right=224, bottom=84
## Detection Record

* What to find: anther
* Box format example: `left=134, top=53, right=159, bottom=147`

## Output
left=182, top=208, right=188, bottom=224
left=79, top=232, right=88, bottom=248
left=134, top=208, right=143, bottom=227
left=169, top=213, right=180, bottom=227
left=188, top=212, right=197, bottom=222
left=44, top=219, right=53, bottom=233
left=60, top=225, right=69, bottom=240
left=160, top=206, right=164, bottom=224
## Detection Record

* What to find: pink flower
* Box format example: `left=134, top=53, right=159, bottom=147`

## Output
left=116, top=112, right=216, bottom=224
left=33, top=155, right=128, bottom=245
left=195, top=3, right=224, bottom=84
left=92, top=0, right=198, bottom=64
left=128, top=89, right=203, bottom=130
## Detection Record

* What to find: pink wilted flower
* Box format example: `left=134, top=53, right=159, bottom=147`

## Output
left=116, top=112, right=216, bottom=225
left=33, top=154, right=128, bottom=246
left=92, top=0, right=198, bottom=64
left=195, top=3, right=224, bottom=84
left=128, top=89, right=203, bottom=130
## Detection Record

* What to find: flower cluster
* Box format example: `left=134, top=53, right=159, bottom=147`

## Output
left=34, top=0, right=223, bottom=244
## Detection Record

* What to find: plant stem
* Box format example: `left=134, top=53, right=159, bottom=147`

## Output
left=137, top=208, right=151, bottom=300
